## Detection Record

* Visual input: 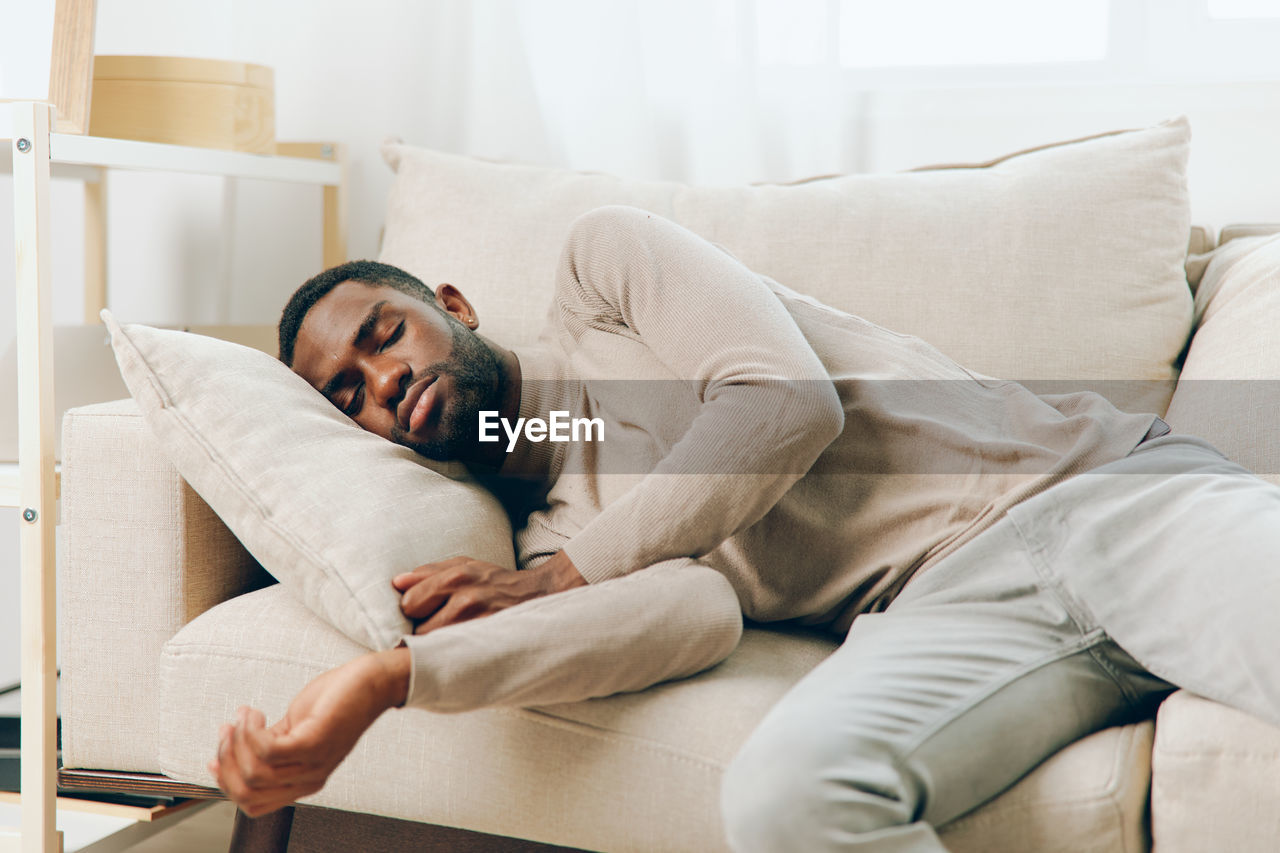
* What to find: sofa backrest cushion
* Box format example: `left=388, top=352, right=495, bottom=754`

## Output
left=101, top=311, right=517, bottom=650
left=1164, top=233, right=1280, bottom=484
left=380, top=118, right=1193, bottom=415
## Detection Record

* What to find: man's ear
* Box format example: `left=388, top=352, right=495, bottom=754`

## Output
left=434, top=283, right=479, bottom=330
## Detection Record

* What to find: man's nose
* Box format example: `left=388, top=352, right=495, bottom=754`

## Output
left=366, top=355, right=410, bottom=409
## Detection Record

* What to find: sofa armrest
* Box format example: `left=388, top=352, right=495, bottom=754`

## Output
left=1151, top=690, right=1280, bottom=853
left=59, top=399, right=269, bottom=772
left=1165, top=233, right=1280, bottom=485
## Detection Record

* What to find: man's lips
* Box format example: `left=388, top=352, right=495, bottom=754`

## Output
left=398, top=376, right=440, bottom=434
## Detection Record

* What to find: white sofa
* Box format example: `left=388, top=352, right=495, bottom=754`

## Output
left=57, top=119, right=1280, bottom=852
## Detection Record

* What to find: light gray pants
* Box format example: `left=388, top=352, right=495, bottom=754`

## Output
left=720, top=435, right=1280, bottom=852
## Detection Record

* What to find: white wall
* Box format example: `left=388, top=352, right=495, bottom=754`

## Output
left=1, top=0, right=1278, bottom=687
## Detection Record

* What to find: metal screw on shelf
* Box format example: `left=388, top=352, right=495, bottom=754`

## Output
left=16, top=138, right=32, bottom=154
left=22, top=508, right=38, bottom=523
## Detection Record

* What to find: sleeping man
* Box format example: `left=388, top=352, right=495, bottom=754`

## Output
left=210, top=205, right=1280, bottom=852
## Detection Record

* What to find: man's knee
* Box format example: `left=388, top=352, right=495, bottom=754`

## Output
left=720, top=713, right=924, bottom=852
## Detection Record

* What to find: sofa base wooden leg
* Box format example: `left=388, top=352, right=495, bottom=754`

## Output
left=229, top=806, right=295, bottom=853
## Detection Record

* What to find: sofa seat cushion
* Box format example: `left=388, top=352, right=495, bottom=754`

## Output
left=159, top=585, right=1155, bottom=852
left=1150, top=691, right=1280, bottom=853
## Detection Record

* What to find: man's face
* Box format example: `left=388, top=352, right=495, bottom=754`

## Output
left=291, top=281, right=502, bottom=461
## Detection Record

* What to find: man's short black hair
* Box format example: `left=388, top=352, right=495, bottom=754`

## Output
left=278, top=260, right=439, bottom=366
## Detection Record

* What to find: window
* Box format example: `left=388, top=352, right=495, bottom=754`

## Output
left=837, top=0, right=1109, bottom=67
left=749, top=0, right=1280, bottom=85
left=1207, top=0, right=1280, bottom=18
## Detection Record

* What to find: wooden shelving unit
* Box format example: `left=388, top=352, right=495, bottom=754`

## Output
left=0, top=793, right=207, bottom=826
left=0, top=803, right=222, bottom=853
left=2, top=99, right=346, bottom=852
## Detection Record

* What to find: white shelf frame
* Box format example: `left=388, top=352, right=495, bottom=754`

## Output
left=0, top=129, right=344, bottom=185
left=4, top=100, right=348, bottom=853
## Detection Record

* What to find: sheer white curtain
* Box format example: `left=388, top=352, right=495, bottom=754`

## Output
left=452, top=0, right=854, bottom=185
left=4, top=0, right=1277, bottom=331
left=439, top=0, right=1280, bottom=188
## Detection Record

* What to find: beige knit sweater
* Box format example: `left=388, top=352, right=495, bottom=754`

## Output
left=401, top=206, right=1157, bottom=712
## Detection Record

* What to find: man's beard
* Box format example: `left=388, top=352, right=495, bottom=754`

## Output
left=390, top=318, right=502, bottom=462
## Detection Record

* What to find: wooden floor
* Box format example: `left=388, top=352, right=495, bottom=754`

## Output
left=128, top=801, right=236, bottom=852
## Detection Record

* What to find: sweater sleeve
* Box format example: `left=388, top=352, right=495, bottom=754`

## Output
left=554, top=206, right=844, bottom=583
left=400, top=558, right=743, bottom=712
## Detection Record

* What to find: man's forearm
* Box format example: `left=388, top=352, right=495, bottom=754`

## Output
left=371, top=646, right=413, bottom=709
left=399, top=558, right=743, bottom=712
left=535, top=548, right=589, bottom=593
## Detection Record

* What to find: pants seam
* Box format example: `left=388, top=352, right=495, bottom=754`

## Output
left=898, top=628, right=1111, bottom=761
left=1007, top=490, right=1166, bottom=713
left=1084, top=641, right=1145, bottom=709
left=1007, top=502, right=1100, bottom=636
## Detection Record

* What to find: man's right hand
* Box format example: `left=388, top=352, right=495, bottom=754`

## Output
left=209, top=647, right=410, bottom=817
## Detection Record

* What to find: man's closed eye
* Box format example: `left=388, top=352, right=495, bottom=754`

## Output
left=339, top=383, right=365, bottom=418
left=338, top=322, right=403, bottom=416
left=380, top=321, right=404, bottom=353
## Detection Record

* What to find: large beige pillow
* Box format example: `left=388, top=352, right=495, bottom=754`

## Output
left=1164, top=233, right=1280, bottom=483
left=380, top=118, right=1193, bottom=415
left=102, top=310, right=517, bottom=650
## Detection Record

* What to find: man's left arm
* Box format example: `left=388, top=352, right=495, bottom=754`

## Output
left=552, top=207, right=844, bottom=583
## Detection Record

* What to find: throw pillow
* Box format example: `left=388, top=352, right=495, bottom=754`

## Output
left=102, top=310, right=517, bottom=650
left=379, top=119, right=1193, bottom=416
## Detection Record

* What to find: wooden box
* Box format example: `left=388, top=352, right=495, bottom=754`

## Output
left=88, top=55, right=275, bottom=153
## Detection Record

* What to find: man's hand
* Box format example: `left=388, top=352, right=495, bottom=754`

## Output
left=209, top=647, right=410, bottom=817
left=393, top=549, right=587, bottom=635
